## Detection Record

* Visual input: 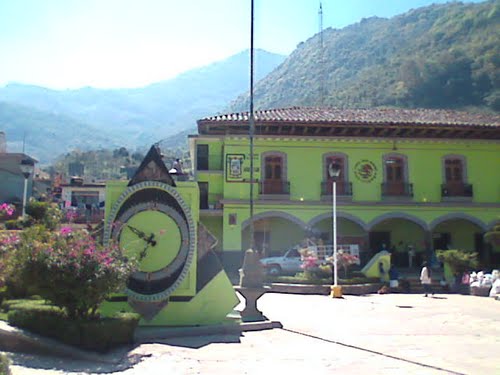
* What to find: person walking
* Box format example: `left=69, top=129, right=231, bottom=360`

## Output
left=420, top=261, right=433, bottom=297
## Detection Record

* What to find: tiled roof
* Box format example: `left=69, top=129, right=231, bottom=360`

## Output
left=199, top=107, right=500, bottom=127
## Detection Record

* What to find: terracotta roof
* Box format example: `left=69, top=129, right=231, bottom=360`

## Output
left=197, top=107, right=500, bottom=139
left=199, top=107, right=500, bottom=127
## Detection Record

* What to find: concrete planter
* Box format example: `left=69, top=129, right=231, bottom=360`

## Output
left=269, top=283, right=381, bottom=296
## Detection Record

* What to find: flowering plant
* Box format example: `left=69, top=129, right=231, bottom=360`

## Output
left=326, top=251, right=359, bottom=278
left=0, top=231, right=20, bottom=287
left=0, top=203, right=15, bottom=219
left=10, top=226, right=136, bottom=319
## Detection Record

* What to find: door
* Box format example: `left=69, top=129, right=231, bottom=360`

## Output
left=433, top=232, right=451, bottom=251
left=263, top=155, right=283, bottom=194
left=445, top=159, right=464, bottom=195
left=254, top=230, right=270, bottom=256
left=326, top=156, right=346, bottom=195
left=198, top=182, right=209, bottom=209
left=385, top=157, right=404, bottom=195
left=369, top=231, right=391, bottom=256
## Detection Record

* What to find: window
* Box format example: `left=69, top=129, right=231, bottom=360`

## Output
left=324, top=153, right=348, bottom=195
left=382, top=154, right=411, bottom=196
left=261, top=152, right=288, bottom=194
left=442, top=155, right=471, bottom=197
left=197, top=144, right=209, bottom=171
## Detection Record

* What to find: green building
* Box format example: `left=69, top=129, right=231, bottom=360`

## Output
left=188, top=107, right=500, bottom=272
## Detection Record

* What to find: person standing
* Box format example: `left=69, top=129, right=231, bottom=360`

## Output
left=420, top=261, right=433, bottom=297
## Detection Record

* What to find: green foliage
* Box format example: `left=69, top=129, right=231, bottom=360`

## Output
left=23, top=201, right=63, bottom=230
left=3, top=220, right=22, bottom=230
left=0, top=353, right=10, bottom=375
left=6, top=303, right=139, bottom=352
left=231, top=1, right=499, bottom=113
left=6, top=226, right=136, bottom=319
left=483, top=223, right=500, bottom=246
left=436, top=249, right=479, bottom=274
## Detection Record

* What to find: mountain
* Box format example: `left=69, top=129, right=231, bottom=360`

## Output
left=229, top=0, right=499, bottom=112
left=0, top=49, right=286, bottom=151
left=0, top=101, right=121, bottom=162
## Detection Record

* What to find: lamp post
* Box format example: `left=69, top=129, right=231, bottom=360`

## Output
left=328, top=163, right=341, bottom=297
left=20, top=158, right=34, bottom=219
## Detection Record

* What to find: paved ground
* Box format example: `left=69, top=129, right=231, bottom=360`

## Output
left=5, top=293, right=499, bottom=375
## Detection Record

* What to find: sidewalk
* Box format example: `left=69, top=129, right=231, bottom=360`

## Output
left=4, top=293, right=499, bottom=375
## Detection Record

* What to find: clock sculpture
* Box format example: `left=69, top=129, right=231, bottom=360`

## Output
left=101, top=145, right=238, bottom=325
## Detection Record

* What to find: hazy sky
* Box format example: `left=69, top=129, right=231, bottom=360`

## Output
left=0, top=0, right=485, bottom=90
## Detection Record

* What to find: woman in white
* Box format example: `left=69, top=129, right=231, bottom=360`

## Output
left=420, top=261, right=433, bottom=297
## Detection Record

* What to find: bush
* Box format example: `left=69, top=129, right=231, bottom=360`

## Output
left=7, top=306, right=139, bottom=352
left=0, top=353, right=10, bottom=375
left=24, top=201, right=62, bottom=230
left=436, top=249, right=479, bottom=274
left=8, top=226, right=136, bottom=319
left=3, top=220, right=22, bottom=230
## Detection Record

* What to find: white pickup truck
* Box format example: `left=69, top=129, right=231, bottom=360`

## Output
left=259, top=244, right=360, bottom=276
left=259, top=247, right=304, bottom=276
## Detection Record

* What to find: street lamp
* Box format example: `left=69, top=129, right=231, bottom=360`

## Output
left=20, top=158, right=34, bottom=219
left=328, top=162, right=341, bottom=296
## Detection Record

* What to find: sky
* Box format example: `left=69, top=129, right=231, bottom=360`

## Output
left=0, top=0, right=485, bottom=90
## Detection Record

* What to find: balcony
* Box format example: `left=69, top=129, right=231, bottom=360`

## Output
left=197, top=154, right=223, bottom=171
left=259, top=180, right=290, bottom=199
left=321, top=181, right=353, bottom=201
left=441, top=183, right=473, bottom=201
left=381, top=182, right=414, bottom=199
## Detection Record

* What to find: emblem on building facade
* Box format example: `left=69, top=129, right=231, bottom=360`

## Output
left=354, top=160, right=377, bottom=182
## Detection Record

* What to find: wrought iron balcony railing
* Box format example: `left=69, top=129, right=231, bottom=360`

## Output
left=441, top=183, right=473, bottom=197
left=381, top=182, right=414, bottom=197
left=259, top=180, right=290, bottom=195
left=321, top=181, right=353, bottom=196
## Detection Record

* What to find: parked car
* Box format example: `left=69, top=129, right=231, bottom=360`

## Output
left=259, top=247, right=303, bottom=276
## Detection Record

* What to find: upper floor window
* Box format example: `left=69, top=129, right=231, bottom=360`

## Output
left=382, top=154, right=412, bottom=197
left=261, top=152, right=288, bottom=194
left=323, top=153, right=349, bottom=195
left=197, top=144, right=209, bottom=171
left=442, top=155, right=472, bottom=197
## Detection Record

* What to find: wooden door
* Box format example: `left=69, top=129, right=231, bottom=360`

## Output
left=326, top=156, right=345, bottom=195
left=445, top=159, right=464, bottom=195
left=263, top=156, right=283, bottom=194
left=385, top=157, right=404, bottom=195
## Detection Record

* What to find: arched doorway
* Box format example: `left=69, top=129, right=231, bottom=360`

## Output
left=431, top=215, right=488, bottom=265
left=241, top=212, right=306, bottom=257
left=368, top=214, right=428, bottom=268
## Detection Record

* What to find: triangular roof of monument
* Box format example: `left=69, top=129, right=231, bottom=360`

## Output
left=128, top=145, right=176, bottom=187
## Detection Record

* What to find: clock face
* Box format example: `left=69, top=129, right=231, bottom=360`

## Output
left=105, top=181, right=195, bottom=302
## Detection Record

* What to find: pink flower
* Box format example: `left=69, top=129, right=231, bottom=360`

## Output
left=60, top=226, right=72, bottom=235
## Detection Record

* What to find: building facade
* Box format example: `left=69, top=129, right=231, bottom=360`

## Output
left=189, top=107, right=500, bottom=272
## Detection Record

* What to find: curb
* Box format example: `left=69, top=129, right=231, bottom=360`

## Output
left=0, top=319, right=283, bottom=359
left=0, top=321, right=121, bottom=363
left=135, top=320, right=283, bottom=343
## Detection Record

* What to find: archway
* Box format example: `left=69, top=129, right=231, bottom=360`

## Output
left=368, top=214, right=428, bottom=268
left=241, top=211, right=306, bottom=257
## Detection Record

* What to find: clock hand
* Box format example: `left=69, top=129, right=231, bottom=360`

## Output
left=126, top=224, right=149, bottom=241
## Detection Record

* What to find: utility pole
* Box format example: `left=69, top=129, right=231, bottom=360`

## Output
left=249, top=0, right=255, bottom=250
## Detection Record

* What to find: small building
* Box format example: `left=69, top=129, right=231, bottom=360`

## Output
left=189, top=107, right=500, bottom=272
left=60, top=178, right=106, bottom=223
left=0, top=152, right=37, bottom=208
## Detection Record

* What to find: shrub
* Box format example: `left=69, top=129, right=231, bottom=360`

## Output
left=7, top=306, right=139, bottom=352
left=9, top=226, right=136, bottom=319
left=24, top=201, right=62, bottom=230
left=3, top=220, right=22, bottom=230
left=0, top=353, right=10, bottom=375
left=436, top=249, right=479, bottom=274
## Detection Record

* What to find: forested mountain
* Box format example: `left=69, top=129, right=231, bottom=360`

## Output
left=0, top=101, right=121, bottom=162
left=0, top=49, right=285, bottom=162
left=230, top=0, right=499, bottom=112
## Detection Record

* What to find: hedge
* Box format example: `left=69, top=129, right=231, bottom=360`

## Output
left=4, top=300, right=140, bottom=352
left=0, top=354, right=10, bottom=375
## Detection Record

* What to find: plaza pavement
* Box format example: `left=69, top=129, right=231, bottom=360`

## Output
left=6, top=292, right=499, bottom=375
